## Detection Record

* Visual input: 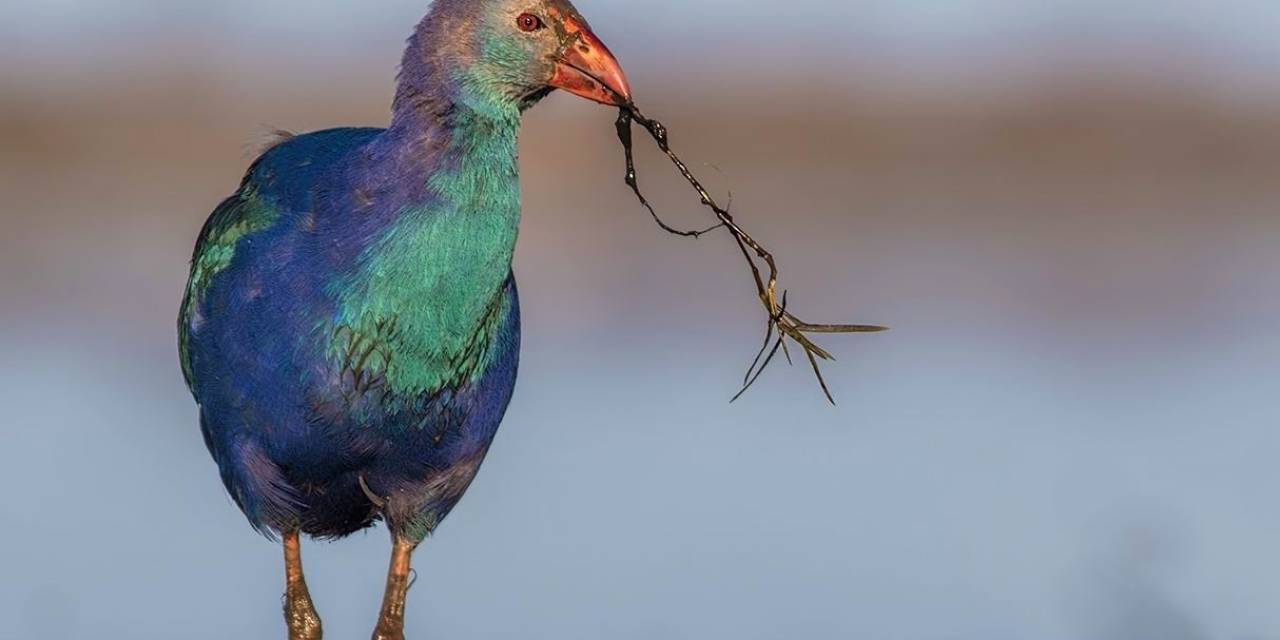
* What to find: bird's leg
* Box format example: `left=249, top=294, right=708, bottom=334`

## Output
left=370, top=537, right=418, bottom=640
left=283, top=530, right=323, bottom=640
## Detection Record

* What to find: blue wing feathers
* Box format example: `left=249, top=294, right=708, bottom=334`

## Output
left=181, top=128, right=522, bottom=540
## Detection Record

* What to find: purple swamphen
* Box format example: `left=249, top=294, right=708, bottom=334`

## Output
left=178, top=1, right=631, bottom=637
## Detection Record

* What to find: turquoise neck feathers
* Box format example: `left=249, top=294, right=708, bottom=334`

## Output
left=321, top=7, right=554, bottom=397
left=330, top=101, right=522, bottom=397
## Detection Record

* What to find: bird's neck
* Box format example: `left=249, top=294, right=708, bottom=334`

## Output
left=332, top=91, right=523, bottom=395
left=384, top=40, right=526, bottom=225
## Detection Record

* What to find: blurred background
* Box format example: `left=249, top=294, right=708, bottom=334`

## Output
left=2, top=1, right=1278, bottom=638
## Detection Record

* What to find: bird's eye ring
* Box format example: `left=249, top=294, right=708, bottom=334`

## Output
left=517, top=13, right=544, bottom=32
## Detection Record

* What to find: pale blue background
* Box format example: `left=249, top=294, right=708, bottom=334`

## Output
left=2, top=2, right=1278, bottom=639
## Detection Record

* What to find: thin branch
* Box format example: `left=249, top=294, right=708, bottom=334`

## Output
left=608, top=97, right=887, bottom=403
left=615, top=112, right=723, bottom=238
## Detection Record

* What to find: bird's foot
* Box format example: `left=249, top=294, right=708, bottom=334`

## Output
left=284, top=588, right=323, bottom=640
left=370, top=620, right=405, bottom=640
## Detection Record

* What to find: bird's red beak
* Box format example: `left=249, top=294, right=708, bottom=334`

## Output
left=549, top=16, right=632, bottom=106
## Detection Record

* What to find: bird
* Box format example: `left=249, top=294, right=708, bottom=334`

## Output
left=177, top=1, right=631, bottom=638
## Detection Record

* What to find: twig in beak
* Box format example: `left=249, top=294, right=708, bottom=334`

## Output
left=614, top=104, right=888, bottom=404
left=615, top=112, right=723, bottom=238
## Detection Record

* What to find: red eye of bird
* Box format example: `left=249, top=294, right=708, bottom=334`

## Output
left=517, top=13, right=544, bottom=32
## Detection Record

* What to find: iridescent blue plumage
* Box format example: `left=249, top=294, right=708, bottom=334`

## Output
left=179, top=0, right=633, bottom=635
left=182, top=123, right=523, bottom=540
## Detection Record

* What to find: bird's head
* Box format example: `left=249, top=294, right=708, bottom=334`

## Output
left=402, top=0, right=631, bottom=115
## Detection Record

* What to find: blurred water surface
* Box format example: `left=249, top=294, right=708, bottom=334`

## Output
left=1, top=2, right=1278, bottom=639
